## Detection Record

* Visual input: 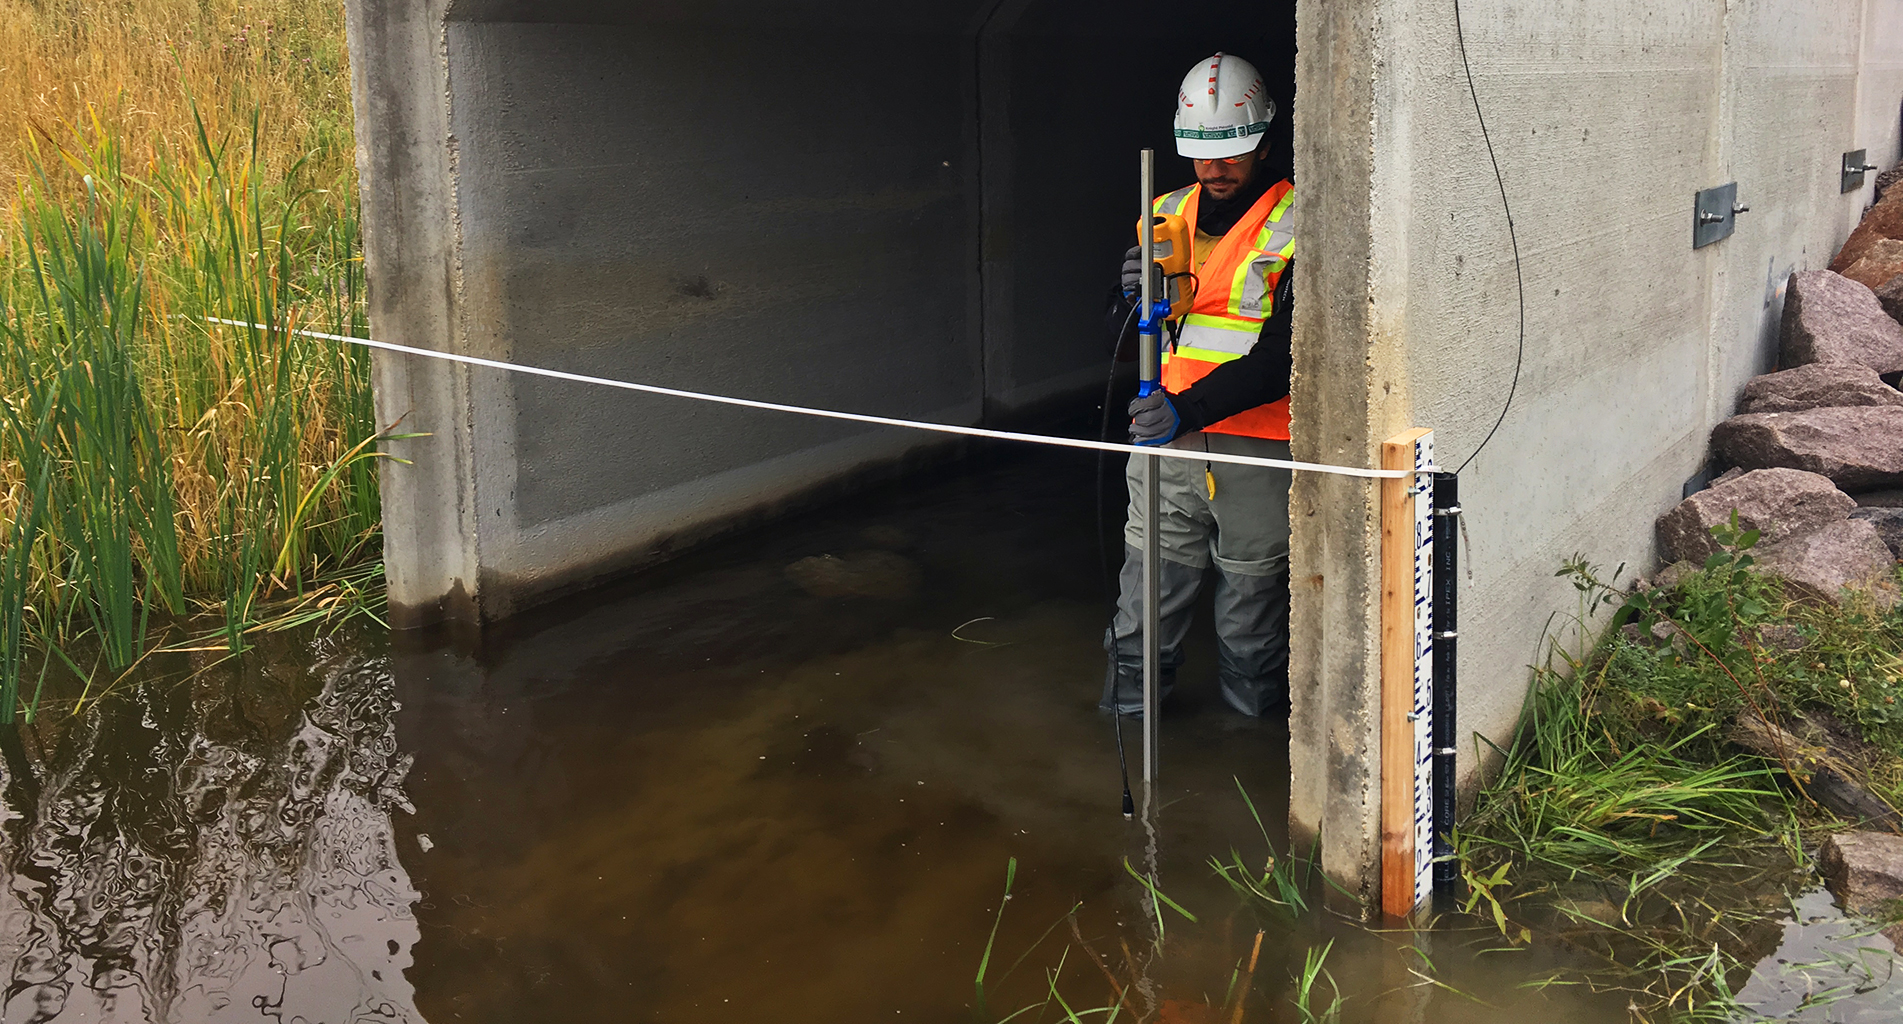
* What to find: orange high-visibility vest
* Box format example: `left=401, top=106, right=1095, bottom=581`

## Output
left=1153, top=179, right=1294, bottom=441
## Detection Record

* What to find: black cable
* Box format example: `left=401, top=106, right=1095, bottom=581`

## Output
left=1096, top=300, right=1138, bottom=602
left=1099, top=298, right=1141, bottom=821
left=1452, top=0, right=1526, bottom=476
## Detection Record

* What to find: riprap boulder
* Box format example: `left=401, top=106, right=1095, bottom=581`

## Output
left=1876, top=274, right=1903, bottom=326
left=1753, top=519, right=1897, bottom=606
left=1655, top=468, right=1853, bottom=562
left=1736, top=362, right=1903, bottom=415
left=1850, top=507, right=1903, bottom=560
left=1779, top=270, right=1903, bottom=373
left=1842, top=238, right=1903, bottom=290
left=1831, top=193, right=1903, bottom=274
left=1819, top=831, right=1903, bottom=917
left=1712, top=407, right=1903, bottom=490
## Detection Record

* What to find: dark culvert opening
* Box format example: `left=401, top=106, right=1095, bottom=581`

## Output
left=435, top=0, right=1294, bottom=563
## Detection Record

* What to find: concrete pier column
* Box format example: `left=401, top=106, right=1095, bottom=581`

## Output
left=346, top=0, right=484, bottom=627
left=1286, top=0, right=1403, bottom=917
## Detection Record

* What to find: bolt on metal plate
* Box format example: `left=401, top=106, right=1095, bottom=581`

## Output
left=1693, top=182, right=1738, bottom=249
left=1843, top=149, right=1878, bottom=194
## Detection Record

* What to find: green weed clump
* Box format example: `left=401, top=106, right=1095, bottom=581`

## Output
left=0, top=120, right=381, bottom=721
left=1458, top=518, right=1903, bottom=1020
left=0, top=1, right=376, bottom=721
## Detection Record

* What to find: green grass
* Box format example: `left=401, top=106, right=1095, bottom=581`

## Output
left=1456, top=521, right=1903, bottom=1020
left=0, top=113, right=381, bottom=722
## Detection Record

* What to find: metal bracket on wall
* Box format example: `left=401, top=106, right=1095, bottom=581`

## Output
left=1843, top=149, right=1879, bottom=194
left=1693, top=183, right=1744, bottom=249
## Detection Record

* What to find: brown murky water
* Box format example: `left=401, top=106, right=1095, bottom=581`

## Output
left=4, top=448, right=1901, bottom=1022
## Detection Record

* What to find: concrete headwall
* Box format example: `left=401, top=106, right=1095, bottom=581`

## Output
left=1290, top=0, right=1903, bottom=911
left=347, top=0, right=1285, bottom=624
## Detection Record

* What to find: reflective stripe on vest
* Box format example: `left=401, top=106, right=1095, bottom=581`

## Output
left=1153, top=179, right=1295, bottom=441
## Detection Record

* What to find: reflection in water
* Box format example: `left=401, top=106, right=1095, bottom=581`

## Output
left=0, top=450, right=1898, bottom=1023
left=0, top=637, right=424, bottom=1023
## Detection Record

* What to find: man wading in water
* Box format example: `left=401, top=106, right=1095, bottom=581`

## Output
left=1101, top=52, right=1296, bottom=720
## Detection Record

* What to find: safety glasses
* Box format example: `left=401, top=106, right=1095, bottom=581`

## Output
left=1192, top=153, right=1253, bottom=166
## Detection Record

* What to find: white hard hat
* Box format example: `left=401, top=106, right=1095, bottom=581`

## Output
left=1173, top=53, right=1274, bottom=160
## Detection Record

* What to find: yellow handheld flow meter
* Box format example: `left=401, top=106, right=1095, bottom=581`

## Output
left=1138, top=211, right=1194, bottom=318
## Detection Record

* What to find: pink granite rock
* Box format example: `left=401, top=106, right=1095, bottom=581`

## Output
left=1711, top=407, right=1903, bottom=490
left=1656, top=469, right=1853, bottom=562
left=1819, top=831, right=1903, bottom=916
left=1737, top=363, right=1903, bottom=415
left=1779, top=271, right=1903, bottom=373
left=1753, top=519, right=1897, bottom=606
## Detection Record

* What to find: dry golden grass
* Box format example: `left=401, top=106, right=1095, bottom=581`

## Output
left=0, top=0, right=354, bottom=207
left=0, top=0, right=375, bottom=711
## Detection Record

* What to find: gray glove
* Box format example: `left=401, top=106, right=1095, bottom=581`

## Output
left=1128, top=390, right=1181, bottom=447
left=1120, top=245, right=1143, bottom=298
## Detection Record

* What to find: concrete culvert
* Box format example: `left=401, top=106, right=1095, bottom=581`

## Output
left=346, top=0, right=1903, bottom=916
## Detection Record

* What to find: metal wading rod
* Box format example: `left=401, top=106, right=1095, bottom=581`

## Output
left=1431, top=473, right=1461, bottom=910
left=1138, top=148, right=1162, bottom=789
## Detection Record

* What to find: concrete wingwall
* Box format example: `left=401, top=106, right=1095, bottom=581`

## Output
left=1290, top=0, right=1903, bottom=912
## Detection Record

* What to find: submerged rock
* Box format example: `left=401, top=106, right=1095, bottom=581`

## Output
left=1711, top=407, right=1903, bottom=490
left=1849, top=507, right=1903, bottom=559
left=1753, top=519, right=1898, bottom=606
left=1655, top=468, right=1853, bottom=562
left=1736, top=363, right=1903, bottom=415
left=1818, top=832, right=1903, bottom=917
left=785, top=550, right=922, bottom=599
left=1778, top=270, right=1903, bottom=373
left=858, top=524, right=916, bottom=550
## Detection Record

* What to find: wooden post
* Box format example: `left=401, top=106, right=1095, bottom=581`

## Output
left=1380, top=428, right=1434, bottom=919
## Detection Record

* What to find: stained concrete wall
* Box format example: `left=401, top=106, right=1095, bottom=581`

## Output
left=1290, top=0, right=1903, bottom=912
left=346, top=0, right=1285, bottom=625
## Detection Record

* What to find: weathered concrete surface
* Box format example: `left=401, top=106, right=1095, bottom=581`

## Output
left=1712, top=407, right=1903, bottom=490
left=1654, top=468, right=1853, bottom=562
left=1736, top=363, right=1903, bottom=415
left=347, top=0, right=477, bottom=626
left=1779, top=271, right=1903, bottom=373
left=1288, top=0, right=1386, bottom=916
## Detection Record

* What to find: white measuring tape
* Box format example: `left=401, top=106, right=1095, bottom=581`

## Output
left=202, top=317, right=1408, bottom=480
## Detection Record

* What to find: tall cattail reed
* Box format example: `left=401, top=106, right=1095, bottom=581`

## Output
left=1, top=1, right=373, bottom=721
